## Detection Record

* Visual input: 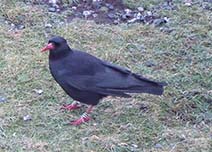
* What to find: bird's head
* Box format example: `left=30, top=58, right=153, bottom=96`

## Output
left=41, top=36, right=69, bottom=53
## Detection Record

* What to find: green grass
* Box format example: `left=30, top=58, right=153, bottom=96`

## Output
left=0, top=1, right=212, bottom=152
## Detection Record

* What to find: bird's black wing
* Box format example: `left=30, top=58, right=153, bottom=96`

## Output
left=65, top=59, right=165, bottom=96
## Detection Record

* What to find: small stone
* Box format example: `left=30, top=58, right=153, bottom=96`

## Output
left=105, top=3, right=114, bottom=10
left=124, top=9, right=132, bottom=14
left=146, top=11, right=152, bottom=16
left=49, top=0, right=57, bottom=5
left=128, top=18, right=137, bottom=23
left=113, top=20, right=119, bottom=25
left=144, top=60, right=156, bottom=67
left=185, top=2, right=192, bottom=6
left=83, top=10, right=94, bottom=18
left=45, top=23, right=52, bottom=28
left=11, top=23, right=15, bottom=27
left=17, top=24, right=25, bottom=30
left=0, top=96, right=7, bottom=103
left=137, top=6, right=144, bottom=12
left=121, top=14, right=128, bottom=20
left=153, top=18, right=167, bottom=27
left=72, top=6, right=77, bottom=10
left=132, top=144, right=138, bottom=148
left=99, top=6, right=108, bottom=12
left=135, top=12, right=142, bottom=19
left=108, top=13, right=118, bottom=19
left=23, top=115, right=32, bottom=121
left=184, top=0, right=192, bottom=6
left=34, top=89, right=43, bottom=95
left=92, top=13, right=98, bottom=18
left=155, top=143, right=163, bottom=149
left=48, top=7, right=56, bottom=12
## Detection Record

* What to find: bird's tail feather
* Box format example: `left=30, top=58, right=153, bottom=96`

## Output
left=107, top=85, right=165, bottom=95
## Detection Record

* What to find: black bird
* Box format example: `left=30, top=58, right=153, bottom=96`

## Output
left=41, top=36, right=166, bottom=125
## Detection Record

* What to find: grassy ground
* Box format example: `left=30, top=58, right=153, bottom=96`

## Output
left=0, top=0, right=212, bottom=152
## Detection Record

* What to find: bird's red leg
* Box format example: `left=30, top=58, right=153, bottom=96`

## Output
left=60, top=101, right=81, bottom=111
left=70, top=105, right=93, bottom=126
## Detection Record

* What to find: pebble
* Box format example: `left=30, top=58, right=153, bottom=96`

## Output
left=49, top=0, right=57, bottom=5
left=23, top=115, right=32, bottom=121
left=92, top=13, right=98, bottom=18
left=132, top=144, right=138, bottom=148
left=99, top=6, right=109, bottom=12
left=146, top=11, right=153, bottom=16
left=83, top=10, right=94, bottom=18
left=48, top=7, right=56, bottom=12
left=153, top=18, right=167, bottom=27
left=137, top=6, right=144, bottom=12
left=72, top=6, right=77, bottom=10
left=108, top=13, right=118, bottom=19
left=105, top=3, right=114, bottom=10
left=144, top=60, right=156, bottom=67
left=155, top=143, right=163, bottom=149
left=0, top=96, right=7, bottom=103
left=17, top=24, right=25, bottom=30
left=45, top=23, right=52, bottom=28
left=127, top=18, right=137, bottom=23
left=113, top=20, right=119, bottom=25
left=34, top=89, right=43, bottom=95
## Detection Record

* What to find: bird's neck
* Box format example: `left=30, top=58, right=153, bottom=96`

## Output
left=49, top=47, right=72, bottom=60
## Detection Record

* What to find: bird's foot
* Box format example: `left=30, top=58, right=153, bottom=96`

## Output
left=70, top=113, right=91, bottom=126
left=60, top=103, right=81, bottom=111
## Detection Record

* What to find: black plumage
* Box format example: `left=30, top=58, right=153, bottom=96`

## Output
left=42, top=36, right=166, bottom=125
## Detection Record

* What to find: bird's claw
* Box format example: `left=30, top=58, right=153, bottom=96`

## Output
left=70, top=113, right=91, bottom=125
left=60, top=104, right=81, bottom=111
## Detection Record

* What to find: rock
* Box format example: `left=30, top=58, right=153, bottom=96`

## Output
left=135, top=12, right=142, bottom=19
left=48, top=7, right=56, bottom=12
left=92, top=13, right=98, bottom=18
left=127, top=18, right=137, bottom=23
left=132, top=144, right=138, bottom=148
left=137, top=6, right=144, bottom=12
left=107, top=13, right=118, bottom=19
left=113, top=20, right=119, bottom=25
left=99, top=6, right=109, bottom=12
left=124, top=9, right=132, bottom=18
left=155, top=143, right=163, bottom=149
left=0, top=96, right=7, bottom=103
left=124, top=9, right=132, bottom=14
left=11, top=23, right=15, bottom=28
left=49, top=0, right=57, bottom=5
left=17, top=24, right=25, bottom=30
left=105, top=3, right=114, bottom=10
left=146, top=11, right=152, bottom=16
left=121, top=14, right=128, bottom=20
left=45, top=23, right=52, bottom=28
left=153, top=18, right=167, bottom=27
left=144, top=60, right=156, bottom=67
left=34, top=89, right=43, bottom=95
left=184, top=0, right=192, bottom=6
left=72, top=6, right=77, bottom=10
left=23, top=115, right=32, bottom=121
left=83, top=10, right=94, bottom=18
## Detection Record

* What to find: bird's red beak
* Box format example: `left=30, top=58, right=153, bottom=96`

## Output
left=41, top=43, right=55, bottom=52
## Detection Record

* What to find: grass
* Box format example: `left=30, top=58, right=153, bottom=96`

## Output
left=0, top=0, right=212, bottom=152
